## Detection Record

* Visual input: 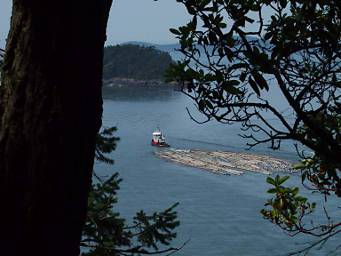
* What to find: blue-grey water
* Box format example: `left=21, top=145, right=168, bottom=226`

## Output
left=97, top=86, right=340, bottom=256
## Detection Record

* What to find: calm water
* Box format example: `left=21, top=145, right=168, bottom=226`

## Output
left=96, top=86, right=339, bottom=256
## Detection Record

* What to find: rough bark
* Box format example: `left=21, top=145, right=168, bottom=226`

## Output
left=0, top=0, right=112, bottom=255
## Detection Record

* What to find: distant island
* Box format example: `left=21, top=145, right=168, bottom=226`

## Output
left=103, top=44, right=175, bottom=87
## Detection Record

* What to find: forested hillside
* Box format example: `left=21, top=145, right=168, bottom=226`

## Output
left=103, top=44, right=173, bottom=81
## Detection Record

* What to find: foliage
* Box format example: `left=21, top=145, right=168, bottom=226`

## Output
left=95, top=127, right=120, bottom=165
left=167, top=0, right=341, bottom=253
left=81, top=127, right=181, bottom=256
left=261, top=175, right=316, bottom=232
left=103, top=44, right=174, bottom=81
left=0, top=48, right=4, bottom=69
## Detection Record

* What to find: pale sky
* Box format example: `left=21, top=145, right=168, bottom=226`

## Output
left=0, top=0, right=190, bottom=48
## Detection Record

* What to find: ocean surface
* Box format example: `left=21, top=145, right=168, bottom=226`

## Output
left=96, top=86, right=339, bottom=256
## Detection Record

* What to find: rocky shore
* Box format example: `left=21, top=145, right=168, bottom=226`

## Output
left=103, top=77, right=179, bottom=88
left=155, top=149, right=294, bottom=175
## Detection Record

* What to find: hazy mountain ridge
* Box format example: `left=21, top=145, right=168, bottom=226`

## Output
left=121, top=41, right=182, bottom=61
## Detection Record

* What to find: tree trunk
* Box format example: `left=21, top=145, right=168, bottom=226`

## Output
left=0, top=1, right=112, bottom=255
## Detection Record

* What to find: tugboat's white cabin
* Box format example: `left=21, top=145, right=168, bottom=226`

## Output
left=152, top=130, right=165, bottom=143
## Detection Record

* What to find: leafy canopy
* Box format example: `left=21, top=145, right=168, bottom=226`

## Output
left=167, top=0, right=341, bottom=253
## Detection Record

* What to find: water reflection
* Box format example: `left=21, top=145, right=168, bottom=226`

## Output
left=101, top=88, right=337, bottom=256
left=102, top=85, right=181, bottom=102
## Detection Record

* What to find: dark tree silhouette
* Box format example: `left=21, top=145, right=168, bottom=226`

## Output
left=0, top=1, right=112, bottom=255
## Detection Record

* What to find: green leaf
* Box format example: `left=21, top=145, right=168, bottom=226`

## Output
left=240, top=72, right=247, bottom=82
left=227, top=63, right=249, bottom=72
left=198, top=100, right=205, bottom=111
left=223, top=35, right=235, bottom=47
left=292, top=187, right=299, bottom=195
left=228, top=80, right=240, bottom=86
left=208, top=31, right=217, bottom=44
left=266, top=176, right=276, bottom=186
left=249, top=77, right=260, bottom=96
left=264, top=32, right=272, bottom=41
left=169, top=28, right=181, bottom=35
left=228, top=86, right=242, bottom=95
left=301, top=172, right=307, bottom=183
left=278, top=176, right=290, bottom=185
left=267, top=188, right=277, bottom=194
left=205, top=100, right=214, bottom=109
left=279, top=0, right=287, bottom=8
left=219, top=22, right=227, bottom=28
left=296, top=196, right=307, bottom=202
left=222, top=81, right=242, bottom=95
left=252, top=71, right=269, bottom=91
left=293, top=162, right=306, bottom=169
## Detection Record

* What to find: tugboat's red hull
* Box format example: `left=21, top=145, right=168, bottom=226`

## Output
left=151, top=140, right=170, bottom=147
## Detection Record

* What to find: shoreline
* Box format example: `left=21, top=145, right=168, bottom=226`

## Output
left=103, top=77, right=179, bottom=88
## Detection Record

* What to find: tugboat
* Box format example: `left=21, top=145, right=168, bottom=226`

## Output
left=151, top=129, right=170, bottom=147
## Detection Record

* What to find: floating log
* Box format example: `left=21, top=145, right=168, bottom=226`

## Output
left=155, top=149, right=294, bottom=176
